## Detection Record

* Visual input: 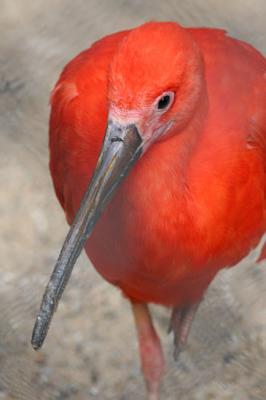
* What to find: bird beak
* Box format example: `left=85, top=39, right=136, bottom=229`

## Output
left=31, top=122, right=142, bottom=350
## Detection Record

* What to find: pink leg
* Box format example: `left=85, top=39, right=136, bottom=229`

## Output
left=168, top=302, right=200, bottom=360
left=131, top=302, right=165, bottom=400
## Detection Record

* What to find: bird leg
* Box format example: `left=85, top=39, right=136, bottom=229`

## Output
left=131, top=302, right=165, bottom=400
left=168, top=302, right=200, bottom=360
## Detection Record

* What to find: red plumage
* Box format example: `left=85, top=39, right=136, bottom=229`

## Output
left=47, top=22, right=266, bottom=398
left=49, top=23, right=266, bottom=305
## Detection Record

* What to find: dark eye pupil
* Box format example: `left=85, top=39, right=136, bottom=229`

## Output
left=157, top=95, right=171, bottom=110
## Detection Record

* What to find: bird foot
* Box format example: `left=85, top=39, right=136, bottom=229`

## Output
left=168, top=302, right=200, bottom=360
left=147, top=391, right=160, bottom=400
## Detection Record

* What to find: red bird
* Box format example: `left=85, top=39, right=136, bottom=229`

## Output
left=32, top=22, right=266, bottom=399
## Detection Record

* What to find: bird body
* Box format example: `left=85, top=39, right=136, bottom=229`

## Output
left=32, top=22, right=266, bottom=399
left=49, top=24, right=266, bottom=307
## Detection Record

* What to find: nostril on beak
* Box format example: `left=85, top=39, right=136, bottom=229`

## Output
left=111, top=136, right=124, bottom=143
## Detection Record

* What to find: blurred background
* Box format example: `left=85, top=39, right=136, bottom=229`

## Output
left=1, top=1, right=266, bottom=399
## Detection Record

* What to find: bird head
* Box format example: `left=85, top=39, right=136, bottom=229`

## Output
left=108, top=21, right=204, bottom=149
left=32, top=22, right=205, bottom=349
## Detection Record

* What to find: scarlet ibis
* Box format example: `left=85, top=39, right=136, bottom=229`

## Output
left=32, top=22, right=266, bottom=399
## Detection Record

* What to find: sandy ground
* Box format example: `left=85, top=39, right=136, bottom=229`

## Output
left=1, top=1, right=266, bottom=399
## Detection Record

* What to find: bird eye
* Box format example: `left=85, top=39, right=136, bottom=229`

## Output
left=156, top=92, right=174, bottom=111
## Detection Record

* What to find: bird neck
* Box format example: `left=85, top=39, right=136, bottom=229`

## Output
left=163, top=80, right=209, bottom=188
left=130, top=81, right=209, bottom=211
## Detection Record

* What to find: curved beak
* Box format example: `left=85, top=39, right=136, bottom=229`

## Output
left=32, top=122, right=142, bottom=350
